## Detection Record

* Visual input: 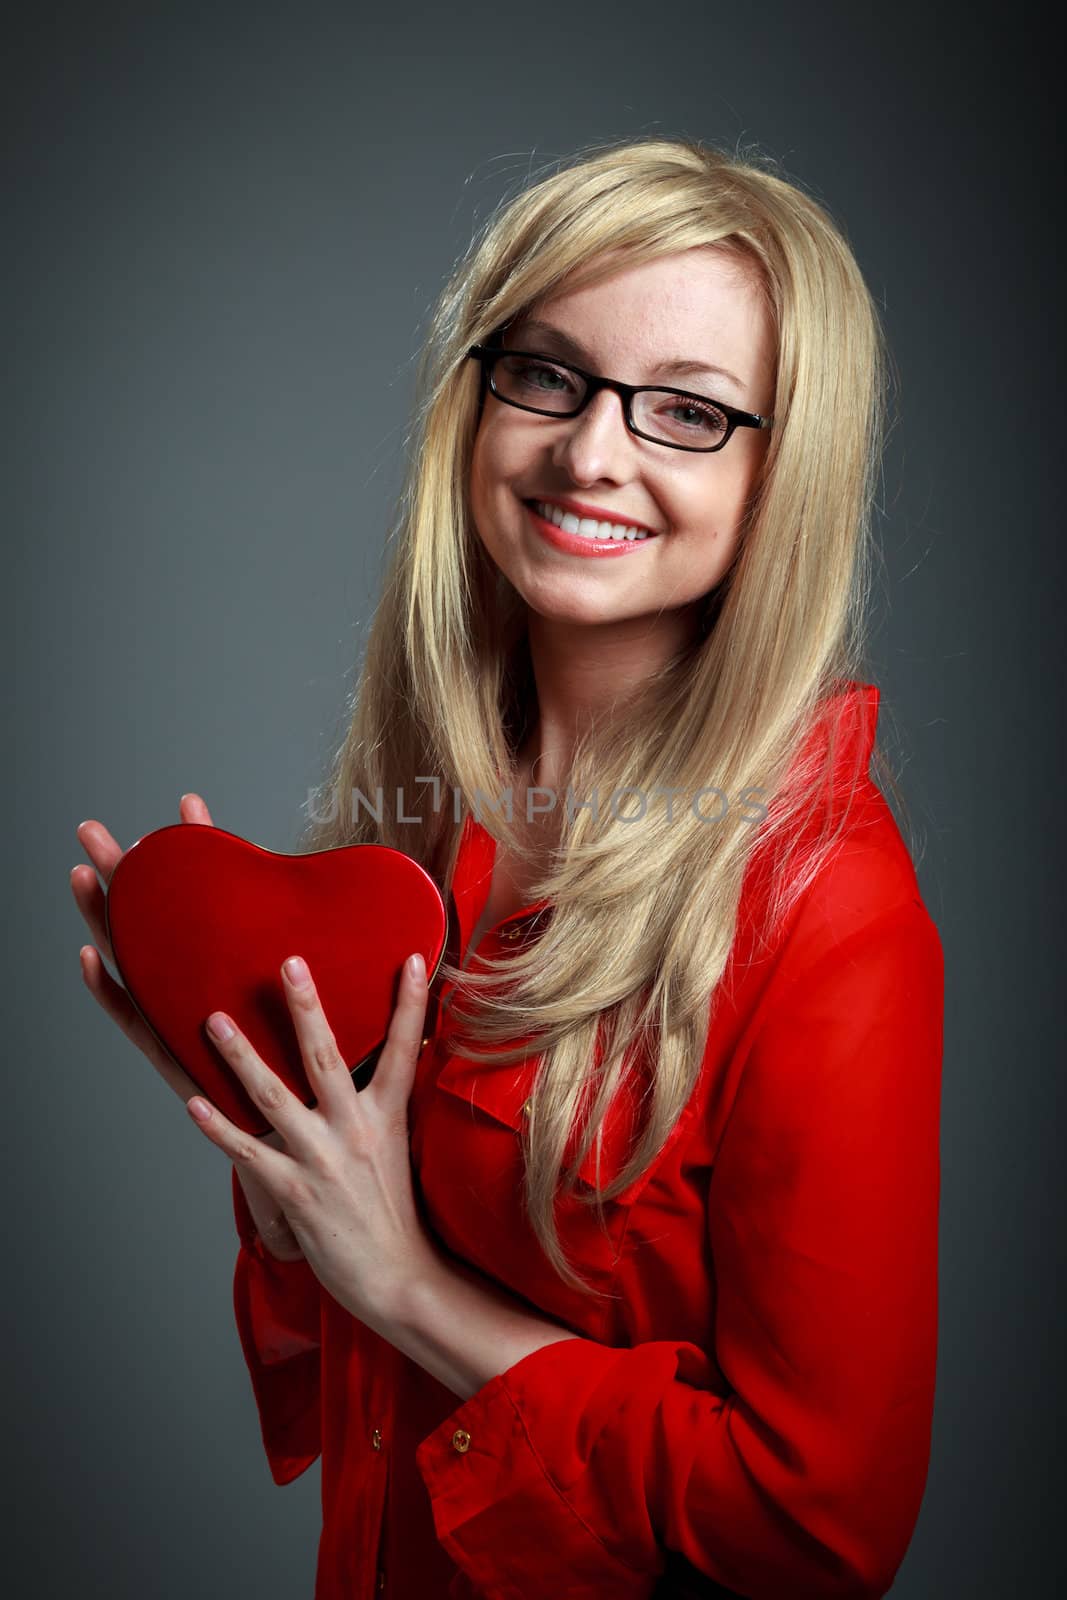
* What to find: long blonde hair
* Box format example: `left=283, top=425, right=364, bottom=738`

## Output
left=300, top=135, right=904, bottom=1295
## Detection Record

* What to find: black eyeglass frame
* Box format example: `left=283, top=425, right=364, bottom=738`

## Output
left=466, top=343, right=774, bottom=454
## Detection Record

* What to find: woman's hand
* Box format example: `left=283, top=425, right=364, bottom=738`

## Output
left=71, top=793, right=304, bottom=1262
left=185, top=950, right=441, bottom=1331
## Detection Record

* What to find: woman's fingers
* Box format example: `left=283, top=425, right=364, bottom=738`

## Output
left=178, top=792, right=214, bottom=828
left=70, top=862, right=114, bottom=966
left=372, top=956, right=429, bottom=1119
left=233, top=1132, right=306, bottom=1262
left=74, top=818, right=124, bottom=887
left=202, top=1009, right=312, bottom=1155
left=71, top=796, right=215, bottom=970
left=78, top=943, right=200, bottom=1104
left=276, top=956, right=356, bottom=1124
left=71, top=820, right=124, bottom=964
left=74, top=794, right=213, bottom=895
left=75, top=789, right=301, bottom=1261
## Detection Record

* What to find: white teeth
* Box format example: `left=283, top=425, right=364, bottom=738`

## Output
left=535, top=501, right=654, bottom=542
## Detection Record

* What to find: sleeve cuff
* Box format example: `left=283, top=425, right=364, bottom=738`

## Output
left=229, top=1168, right=322, bottom=1485
left=414, top=1338, right=667, bottom=1600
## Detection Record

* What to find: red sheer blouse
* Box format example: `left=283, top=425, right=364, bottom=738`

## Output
left=229, top=680, right=944, bottom=1599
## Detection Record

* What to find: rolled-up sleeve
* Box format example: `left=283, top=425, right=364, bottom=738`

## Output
left=230, top=1166, right=323, bottom=1485
left=415, top=897, right=944, bottom=1599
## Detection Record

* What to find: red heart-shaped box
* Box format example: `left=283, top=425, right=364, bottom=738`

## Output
left=105, top=825, right=449, bottom=1137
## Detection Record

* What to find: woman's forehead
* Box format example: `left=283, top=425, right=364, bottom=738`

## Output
left=520, top=248, right=767, bottom=338
left=512, top=249, right=776, bottom=402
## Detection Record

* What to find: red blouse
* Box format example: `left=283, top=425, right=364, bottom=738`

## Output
left=229, top=680, right=944, bottom=1600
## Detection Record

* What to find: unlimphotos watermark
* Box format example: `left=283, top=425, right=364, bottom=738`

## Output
left=304, top=777, right=768, bottom=828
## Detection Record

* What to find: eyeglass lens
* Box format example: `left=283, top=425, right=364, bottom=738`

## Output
left=492, top=353, right=729, bottom=449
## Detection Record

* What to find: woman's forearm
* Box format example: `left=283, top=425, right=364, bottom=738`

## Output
left=384, top=1244, right=580, bottom=1401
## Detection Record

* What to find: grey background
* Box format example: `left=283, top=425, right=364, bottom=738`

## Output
left=9, top=1, right=1061, bottom=1595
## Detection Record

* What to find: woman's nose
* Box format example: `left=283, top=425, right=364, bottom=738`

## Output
left=552, top=389, right=635, bottom=482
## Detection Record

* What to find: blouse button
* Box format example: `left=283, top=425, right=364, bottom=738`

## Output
left=521, top=1099, right=532, bottom=1118
left=376, top=1570, right=386, bottom=1592
left=420, top=1034, right=430, bottom=1050
left=451, top=1427, right=471, bottom=1453
left=371, top=1427, right=384, bottom=1451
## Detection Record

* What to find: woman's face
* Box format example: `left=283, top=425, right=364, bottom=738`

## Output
left=468, top=245, right=777, bottom=643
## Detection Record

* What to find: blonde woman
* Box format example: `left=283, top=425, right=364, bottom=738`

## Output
left=72, top=136, right=944, bottom=1599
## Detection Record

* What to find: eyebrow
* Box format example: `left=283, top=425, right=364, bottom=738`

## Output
left=513, top=318, right=745, bottom=397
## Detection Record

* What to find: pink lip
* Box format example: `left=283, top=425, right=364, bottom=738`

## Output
left=530, top=495, right=660, bottom=535
left=524, top=501, right=657, bottom=558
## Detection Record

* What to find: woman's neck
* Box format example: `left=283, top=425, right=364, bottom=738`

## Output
left=520, top=605, right=699, bottom=792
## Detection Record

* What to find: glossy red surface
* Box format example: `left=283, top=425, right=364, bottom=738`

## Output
left=105, top=825, right=447, bottom=1137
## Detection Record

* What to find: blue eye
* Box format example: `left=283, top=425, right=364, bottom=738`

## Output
left=493, top=355, right=584, bottom=412
left=652, top=397, right=728, bottom=441
left=505, top=357, right=575, bottom=393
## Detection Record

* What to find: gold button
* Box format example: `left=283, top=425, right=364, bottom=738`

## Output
left=521, top=1099, right=532, bottom=1117
left=420, top=1034, right=430, bottom=1049
left=451, top=1427, right=471, bottom=1453
left=371, top=1427, right=383, bottom=1451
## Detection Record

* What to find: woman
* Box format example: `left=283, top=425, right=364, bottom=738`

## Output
left=71, top=136, right=944, bottom=1599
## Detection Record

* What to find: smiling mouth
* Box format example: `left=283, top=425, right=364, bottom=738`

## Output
left=526, top=499, right=661, bottom=542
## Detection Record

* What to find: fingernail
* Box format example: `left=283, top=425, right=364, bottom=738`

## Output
left=284, top=956, right=311, bottom=987
left=207, top=1013, right=234, bottom=1040
left=407, top=953, right=426, bottom=981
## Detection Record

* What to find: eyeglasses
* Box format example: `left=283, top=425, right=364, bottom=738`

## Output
left=467, top=344, right=773, bottom=454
